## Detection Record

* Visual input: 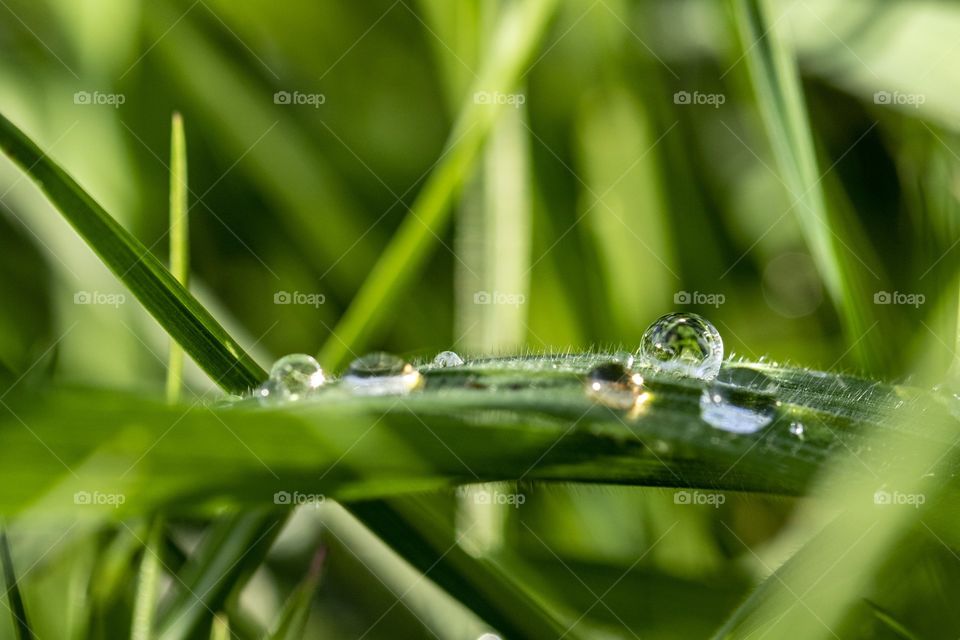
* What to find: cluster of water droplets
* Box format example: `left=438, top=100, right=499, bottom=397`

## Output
left=253, top=349, right=465, bottom=405
left=584, top=312, right=794, bottom=437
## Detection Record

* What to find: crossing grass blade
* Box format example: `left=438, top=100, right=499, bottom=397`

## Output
left=0, top=111, right=264, bottom=394
left=317, top=0, right=559, bottom=370
left=730, top=0, right=888, bottom=372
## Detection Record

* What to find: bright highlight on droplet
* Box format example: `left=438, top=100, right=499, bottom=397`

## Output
left=343, top=352, right=422, bottom=396
left=638, top=312, right=723, bottom=380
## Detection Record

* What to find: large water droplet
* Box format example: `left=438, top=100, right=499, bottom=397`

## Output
left=433, top=350, right=464, bottom=367
left=343, top=352, right=422, bottom=395
left=586, top=362, right=644, bottom=410
left=699, top=384, right=775, bottom=434
left=255, top=353, right=326, bottom=404
left=638, top=312, right=723, bottom=380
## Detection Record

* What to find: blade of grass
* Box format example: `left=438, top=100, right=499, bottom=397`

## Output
left=0, top=111, right=264, bottom=393
left=730, top=0, right=888, bottom=372
left=349, top=496, right=579, bottom=639
left=156, top=511, right=282, bottom=640
left=317, top=0, right=559, bottom=370
left=0, top=528, right=33, bottom=640
left=263, top=549, right=324, bottom=640
left=166, top=112, right=189, bottom=404
left=131, top=519, right=165, bottom=640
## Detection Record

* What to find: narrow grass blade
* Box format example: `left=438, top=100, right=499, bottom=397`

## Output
left=166, top=112, right=189, bottom=404
left=318, top=0, right=559, bottom=370
left=156, top=511, right=282, bottom=640
left=0, top=111, right=265, bottom=393
left=131, top=520, right=165, bottom=640
left=209, top=615, right=229, bottom=640
left=349, top=496, right=579, bottom=639
left=263, top=549, right=324, bottom=640
left=730, top=0, right=887, bottom=372
left=0, top=529, right=33, bottom=640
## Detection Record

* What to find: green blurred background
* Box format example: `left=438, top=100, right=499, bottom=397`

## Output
left=1, top=0, right=959, bottom=638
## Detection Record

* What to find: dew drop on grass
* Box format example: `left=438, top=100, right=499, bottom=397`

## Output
left=586, top=362, right=644, bottom=410
left=255, top=353, right=326, bottom=404
left=343, top=352, right=422, bottom=395
left=433, top=350, right=464, bottom=367
left=699, top=384, right=775, bottom=434
left=789, top=421, right=805, bottom=439
left=638, top=312, right=723, bottom=380
left=612, top=350, right=635, bottom=369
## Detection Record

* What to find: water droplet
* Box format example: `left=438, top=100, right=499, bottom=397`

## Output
left=612, top=350, right=635, bottom=369
left=699, top=384, right=775, bottom=434
left=433, top=350, right=464, bottom=367
left=638, top=312, right=723, bottom=380
left=585, top=362, right=644, bottom=409
left=254, top=354, right=326, bottom=404
left=343, top=352, right=422, bottom=395
left=789, top=421, right=805, bottom=439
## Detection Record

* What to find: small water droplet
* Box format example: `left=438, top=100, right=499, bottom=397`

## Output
left=699, top=384, right=775, bottom=434
left=612, top=350, right=635, bottom=369
left=789, top=421, right=805, bottom=439
left=433, top=350, right=464, bottom=367
left=343, top=352, right=422, bottom=395
left=255, top=354, right=326, bottom=404
left=638, top=312, right=723, bottom=380
left=585, top=362, right=644, bottom=409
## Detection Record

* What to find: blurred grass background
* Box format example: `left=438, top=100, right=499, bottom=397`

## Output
left=1, top=0, right=959, bottom=638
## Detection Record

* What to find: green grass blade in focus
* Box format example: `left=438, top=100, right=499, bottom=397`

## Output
left=0, top=111, right=265, bottom=394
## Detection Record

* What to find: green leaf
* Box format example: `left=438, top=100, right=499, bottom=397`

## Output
left=317, top=0, right=560, bottom=370
left=349, top=496, right=578, bottom=639
left=0, top=528, right=34, bottom=640
left=156, top=511, right=283, bottom=640
left=131, top=519, right=165, bottom=640
left=0, top=111, right=264, bottom=394
left=166, top=112, right=190, bottom=404
left=262, top=549, right=324, bottom=640
left=730, top=0, right=888, bottom=372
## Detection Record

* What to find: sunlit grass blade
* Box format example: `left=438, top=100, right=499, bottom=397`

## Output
left=166, top=112, right=189, bottom=404
left=318, top=0, right=559, bottom=370
left=0, top=111, right=264, bottom=393
left=263, top=549, right=324, bottom=640
left=730, top=0, right=888, bottom=372
left=131, top=520, right=165, bottom=640
left=0, top=528, right=33, bottom=640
